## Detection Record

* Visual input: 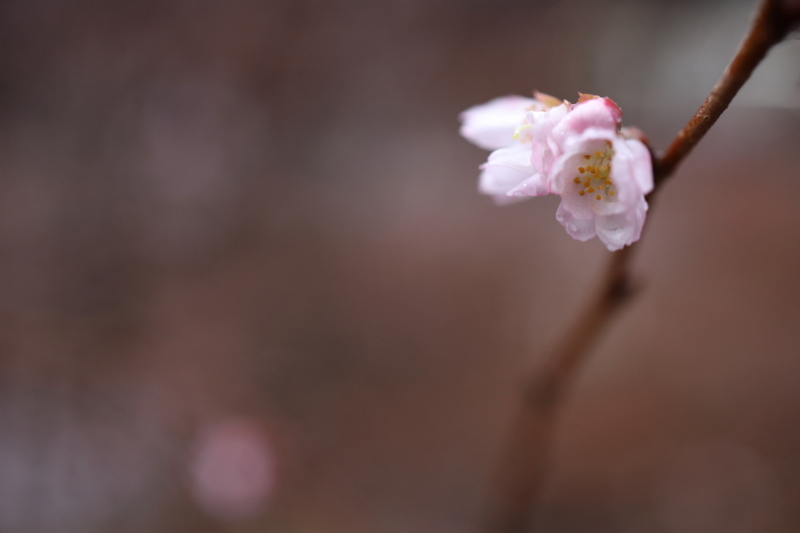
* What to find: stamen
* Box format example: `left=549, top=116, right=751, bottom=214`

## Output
left=583, top=154, right=591, bottom=160
left=512, top=124, right=532, bottom=141
left=609, top=190, right=615, bottom=196
left=587, top=187, right=595, bottom=193
left=578, top=167, right=585, bottom=174
left=573, top=177, right=581, bottom=184
left=579, top=190, right=585, bottom=196
left=595, top=195, right=602, bottom=200
left=594, top=151, right=602, bottom=158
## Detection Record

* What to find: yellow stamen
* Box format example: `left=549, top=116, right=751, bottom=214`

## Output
left=595, top=151, right=602, bottom=158
left=512, top=124, right=531, bottom=141
left=609, top=190, right=615, bottom=196
left=587, top=187, right=595, bottom=193
left=579, top=190, right=585, bottom=196
left=573, top=177, right=581, bottom=184
left=578, top=167, right=585, bottom=174
left=583, top=154, right=591, bottom=160
left=595, top=195, right=602, bottom=200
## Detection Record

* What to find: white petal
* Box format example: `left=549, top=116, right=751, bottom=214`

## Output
left=559, top=186, right=595, bottom=220
left=595, top=201, right=647, bottom=251
left=603, top=137, right=651, bottom=208
left=479, top=166, right=532, bottom=198
left=478, top=145, right=532, bottom=192
left=459, top=96, right=539, bottom=151
left=556, top=200, right=596, bottom=241
left=486, top=143, right=534, bottom=168
left=556, top=126, right=617, bottom=154
left=506, top=174, right=549, bottom=197
left=548, top=150, right=588, bottom=195
left=588, top=192, right=629, bottom=216
left=624, top=139, right=654, bottom=194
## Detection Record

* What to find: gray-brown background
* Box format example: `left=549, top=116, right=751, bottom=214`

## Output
left=0, top=0, right=799, bottom=531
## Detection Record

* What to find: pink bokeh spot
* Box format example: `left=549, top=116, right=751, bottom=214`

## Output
left=189, top=418, right=276, bottom=522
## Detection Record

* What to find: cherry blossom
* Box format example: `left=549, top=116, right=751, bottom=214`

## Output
left=459, top=93, right=570, bottom=204
left=459, top=92, right=653, bottom=251
left=548, top=97, right=653, bottom=251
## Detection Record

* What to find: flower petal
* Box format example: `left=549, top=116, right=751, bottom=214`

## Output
left=551, top=97, right=621, bottom=149
left=479, top=166, right=533, bottom=199
left=506, top=174, right=549, bottom=197
left=479, top=144, right=538, bottom=201
left=623, top=138, right=654, bottom=194
left=459, top=96, right=540, bottom=151
left=548, top=148, right=594, bottom=196
left=588, top=193, right=629, bottom=216
left=594, top=201, right=647, bottom=251
left=556, top=200, right=596, bottom=241
left=529, top=104, right=570, bottom=174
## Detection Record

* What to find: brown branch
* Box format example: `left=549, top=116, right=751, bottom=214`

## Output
left=488, top=1, right=797, bottom=532
left=488, top=247, right=635, bottom=533
left=655, top=0, right=794, bottom=183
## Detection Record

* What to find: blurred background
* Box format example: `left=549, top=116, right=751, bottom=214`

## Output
left=0, top=0, right=798, bottom=532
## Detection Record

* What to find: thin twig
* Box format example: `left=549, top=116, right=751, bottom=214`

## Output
left=488, top=248, right=634, bottom=533
left=488, top=1, right=796, bottom=531
left=655, top=0, right=794, bottom=183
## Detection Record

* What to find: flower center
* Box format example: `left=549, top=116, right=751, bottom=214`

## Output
left=572, top=143, right=615, bottom=201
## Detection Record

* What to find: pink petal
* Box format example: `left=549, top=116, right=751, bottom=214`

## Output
left=529, top=104, right=570, bottom=173
left=551, top=98, right=621, bottom=149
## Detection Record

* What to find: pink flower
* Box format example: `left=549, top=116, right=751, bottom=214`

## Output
left=459, top=93, right=570, bottom=203
left=459, top=93, right=653, bottom=251
left=548, top=98, right=653, bottom=251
